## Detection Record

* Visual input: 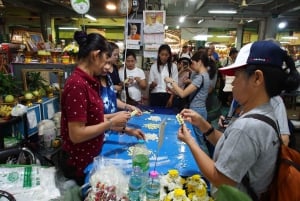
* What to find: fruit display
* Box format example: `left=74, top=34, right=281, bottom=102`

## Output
left=0, top=105, right=12, bottom=118
left=4, top=95, right=15, bottom=103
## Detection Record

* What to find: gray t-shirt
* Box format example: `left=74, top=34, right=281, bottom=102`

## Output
left=270, top=96, right=290, bottom=135
left=212, top=103, right=280, bottom=197
left=189, top=72, right=210, bottom=108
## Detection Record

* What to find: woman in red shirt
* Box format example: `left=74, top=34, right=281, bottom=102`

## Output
left=59, top=31, right=131, bottom=185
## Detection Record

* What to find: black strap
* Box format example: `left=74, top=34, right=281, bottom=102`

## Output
left=243, top=114, right=282, bottom=142
left=189, top=74, right=204, bottom=103
left=241, top=114, right=281, bottom=201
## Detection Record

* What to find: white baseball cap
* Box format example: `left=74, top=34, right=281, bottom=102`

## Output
left=219, top=41, right=286, bottom=76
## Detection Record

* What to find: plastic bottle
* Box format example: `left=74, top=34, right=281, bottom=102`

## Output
left=132, top=140, right=150, bottom=172
left=145, top=170, right=160, bottom=201
left=128, top=166, right=143, bottom=201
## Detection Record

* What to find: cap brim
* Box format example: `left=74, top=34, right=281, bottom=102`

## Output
left=219, top=63, right=246, bottom=76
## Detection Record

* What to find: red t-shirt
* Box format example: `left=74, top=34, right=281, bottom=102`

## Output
left=61, top=67, right=104, bottom=178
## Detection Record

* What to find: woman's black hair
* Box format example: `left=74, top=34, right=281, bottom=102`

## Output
left=157, top=44, right=172, bottom=77
left=74, top=31, right=110, bottom=60
left=191, top=49, right=217, bottom=80
left=109, top=42, right=119, bottom=51
left=123, top=50, right=136, bottom=60
left=244, top=51, right=299, bottom=97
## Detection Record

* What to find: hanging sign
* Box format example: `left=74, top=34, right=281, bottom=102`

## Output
left=71, top=0, right=90, bottom=14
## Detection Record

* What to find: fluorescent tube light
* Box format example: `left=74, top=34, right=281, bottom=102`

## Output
left=281, top=36, right=298, bottom=40
left=193, top=34, right=213, bottom=40
left=217, top=35, right=233, bottom=38
left=58, top=27, right=79, bottom=30
left=197, top=19, right=204, bottom=24
left=208, top=10, right=237, bottom=14
left=85, top=14, right=97, bottom=21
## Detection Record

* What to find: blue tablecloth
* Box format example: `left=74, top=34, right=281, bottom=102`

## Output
left=100, top=111, right=200, bottom=177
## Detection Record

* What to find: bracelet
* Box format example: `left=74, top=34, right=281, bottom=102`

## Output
left=203, top=126, right=214, bottom=137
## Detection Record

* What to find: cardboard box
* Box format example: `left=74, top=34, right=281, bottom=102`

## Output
left=39, top=97, right=60, bottom=120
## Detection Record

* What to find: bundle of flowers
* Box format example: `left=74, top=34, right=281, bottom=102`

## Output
left=63, top=42, right=79, bottom=56
left=160, top=170, right=214, bottom=201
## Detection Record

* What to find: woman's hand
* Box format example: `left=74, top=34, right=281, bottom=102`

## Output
left=150, top=81, right=157, bottom=90
left=164, top=77, right=173, bottom=84
left=180, top=109, right=202, bottom=126
left=218, top=115, right=226, bottom=128
left=126, top=128, right=146, bottom=140
left=127, top=105, right=142, bottom=116
left=177, top=124, right=194, bottom=145
left=110, top=111, right=131, bottom=128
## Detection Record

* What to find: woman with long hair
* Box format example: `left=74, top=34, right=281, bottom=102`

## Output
left=149, top=44, right=178, bottom=107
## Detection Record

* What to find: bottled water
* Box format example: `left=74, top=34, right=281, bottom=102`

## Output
left=128, top=166, right=143, bottom=201
left=145, top=170, right=160, bottom=201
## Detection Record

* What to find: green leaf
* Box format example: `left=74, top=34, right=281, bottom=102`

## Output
left=216, top=185, right=252, bottom=201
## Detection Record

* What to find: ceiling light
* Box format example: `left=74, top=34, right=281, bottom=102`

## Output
left=106, top=3, right=116, bottom=10
left=278, top=22, right=287, bottom=29
left=281, top=36, right=298, bottom=40
left=208, top=10, right=237, bottom=14
left=0, top=0, right=4, bottom=8
left=247, top=20, right=254, bottom=23
left=179, top=16, right=185, bottom=23
left=197, top=19, right=204, bottom=24
left=85, top=14, right=97, bottom=21
left=58, top=27, right=79, bottom=30
left=176, top=25, right=180, bottom=29
left=164, top=25, right=169, bottom=30
left=193, top=34, right=213, bottom=40
left=217, top=35, right=233, bottom=38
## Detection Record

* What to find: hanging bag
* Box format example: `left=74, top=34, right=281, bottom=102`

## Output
left=242, top=114, right=300, bottom=201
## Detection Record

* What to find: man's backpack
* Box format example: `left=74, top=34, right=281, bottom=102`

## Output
left=242, top=114, right=300, bottom=201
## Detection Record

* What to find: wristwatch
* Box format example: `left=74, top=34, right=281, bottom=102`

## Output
left=203, top=126, right=214, bottom=137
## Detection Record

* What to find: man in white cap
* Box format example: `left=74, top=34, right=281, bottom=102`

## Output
left=176, top=40, right=300, bottom=199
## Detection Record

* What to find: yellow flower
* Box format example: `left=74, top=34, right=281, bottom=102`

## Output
left=63, top=42, right=79, bottom=55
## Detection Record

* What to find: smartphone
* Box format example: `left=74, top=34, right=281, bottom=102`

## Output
left=222, top=117, right=232, bottom=127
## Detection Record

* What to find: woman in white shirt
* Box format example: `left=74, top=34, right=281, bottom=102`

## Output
left=148, top=44, right=178, bottom=107
left=119, top=50, right=147, bottom=104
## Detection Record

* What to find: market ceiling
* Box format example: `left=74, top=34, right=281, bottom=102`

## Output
left=1, top=0, right=300, bottom=31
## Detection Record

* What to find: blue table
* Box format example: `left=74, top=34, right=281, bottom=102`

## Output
left=100, top=111, right=200, bottom=177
